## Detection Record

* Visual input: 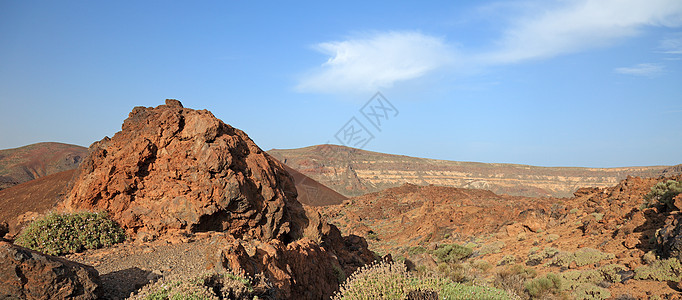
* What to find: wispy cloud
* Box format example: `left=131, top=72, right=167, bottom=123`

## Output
left=298, top=0, right=682, bottom=93
left=659, top=32, right=682, bottom=54
left=484, top=0, right=682, bottom=63
left=296, top=31, right=456, bottom=94
left=614, top=63, right=664, bottom=76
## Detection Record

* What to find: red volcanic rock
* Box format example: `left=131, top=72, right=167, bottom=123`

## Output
left=64, top=99, right=305, bottom=241
left=0, top=241, right=101, bottom=299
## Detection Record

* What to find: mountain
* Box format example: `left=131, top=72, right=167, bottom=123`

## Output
left=268, top=144, right=681, bottom=198
left=0, top=142, right=87, bottom=190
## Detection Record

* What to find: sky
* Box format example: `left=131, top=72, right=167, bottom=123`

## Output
left=1, top=0, right=681, bottom=168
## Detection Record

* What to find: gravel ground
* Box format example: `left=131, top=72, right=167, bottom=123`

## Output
left=67, top=235, right=219, bottom=299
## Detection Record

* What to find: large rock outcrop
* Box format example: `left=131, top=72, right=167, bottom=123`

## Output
left=0, top=241, right=102, bottom=299
left=62, top=100, right=375, bottom=298
left=64, top=99, right=305, bottom=241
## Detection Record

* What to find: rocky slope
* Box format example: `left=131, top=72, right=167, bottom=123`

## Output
left=0, top=142, right=87, bottom=190
left=320, top=175, right=682, bottom=299
left=0, top=169, right=76, bottom=237
left=269, top=144, right=680, bottom=198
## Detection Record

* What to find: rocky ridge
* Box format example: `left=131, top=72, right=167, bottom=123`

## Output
left=269, top=144, right=681, bottom=198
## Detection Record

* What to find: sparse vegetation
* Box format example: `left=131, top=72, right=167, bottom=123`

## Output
left=130, top=272, right=273, bottom=300
left=550, top=248, right=614, bottom=268
left=634, top=258, right=682, bottom=281
left=524, top=273, right=562, bottom=299
left=432, top=243, right=473, bottom=263
left=527, top=247, right=559, bottom=266
left=16, top=211, right=126, bottom=256
left=644, top=180, right=682, bottom=209
left=498, top=254, right=517, bottom=266
left=478, top=241, right=505, bottom=256
left=332, top=261, right=510, bottom=300
left=493, top=264, right=537, bottom=297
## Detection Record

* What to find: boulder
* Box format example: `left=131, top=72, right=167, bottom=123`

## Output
left=0, top=241, right=101, bottom=299
left=64, top=99, right=306, bottom=241
left=656, top=213, right=682, bottom=260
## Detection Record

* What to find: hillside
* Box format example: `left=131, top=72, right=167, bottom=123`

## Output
left=269, top=144, right=681, bottom=198
left=0, top=142, right=87, bottom=190
left=319, top=175, right=682, bottom=299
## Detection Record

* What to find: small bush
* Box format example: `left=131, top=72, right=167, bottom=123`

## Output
left=16, top=211, right=126, bottom=256
left=525, top=273, right=562, bottom=299
left=634, top=258, right=682, bottom=281
left=478, top=241, right=505, bottom=256
left=644, top=180, right=682, bottom=209
left=527, top=247, right=559, bottom=266
left=130, top=272, right=273, bottom=300
left=498, top=255, right=516, bottom=266
left=432, top=244, right=473, bottom=263
left=494, top=264, right=536, bottom=297
left=436, top=262, right=470, bottom=283
left=472, top=259, right=493, bottom=272
left=550, top=248, right=614, bottom=268
left=333, top=261, right=510, bottom=300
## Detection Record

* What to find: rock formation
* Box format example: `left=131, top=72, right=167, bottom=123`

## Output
left=62, top=100, right=374, bottom=298
left=0, top=241, right=102, bottom=299
left=64, top=99, right=306, bottom=241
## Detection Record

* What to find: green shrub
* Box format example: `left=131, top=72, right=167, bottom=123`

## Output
left=493, top=264, right=537, bottom=297
left=432, top=244, right=473, bottom=263
left=525, top=273, right=562, bottom=299
left=559, top=264, right=625, bottom=295
left=527, top=247, right=559, bottom=266
left=644, top=180, right=682, bottom=209
left=498, top=254, right=516, bottom=266
left=436, top=262, right=470, bottom=283
left=550, top=248, right=614, bottom=268
left=16, top=211, right=126, bottom=256
left=130, top=272, right=272, bottom=300
left=634, top=258, right=682, bottom=281
left=333, top=261, right=511, bottom=300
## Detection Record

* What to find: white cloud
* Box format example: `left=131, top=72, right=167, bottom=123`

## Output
left=296, top=31, right=456, bottom=94
left=482, top=0, right=682, bottom=63
left=659, top=32, right=682, bottom=54
left=614, top=63, right=664, bottom=76
left=297, top=1, right=682, bottom=94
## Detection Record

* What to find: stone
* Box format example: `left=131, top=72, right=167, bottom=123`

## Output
left=655, top=214, right=682, bottom=260
left=0, top=241, right=102, bottom=299
left=63, top=100, right=306, bottom=242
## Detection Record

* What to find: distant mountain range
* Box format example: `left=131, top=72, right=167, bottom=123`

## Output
left=268, top=144, right=682, bottom=198
left=0, top=142, right=87, bottom=190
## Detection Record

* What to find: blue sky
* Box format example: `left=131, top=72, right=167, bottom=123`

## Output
left=1, top=0, right=681, bottom=167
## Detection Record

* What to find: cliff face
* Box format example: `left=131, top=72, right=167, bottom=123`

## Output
left=269, top=144, right=680, bottom=198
